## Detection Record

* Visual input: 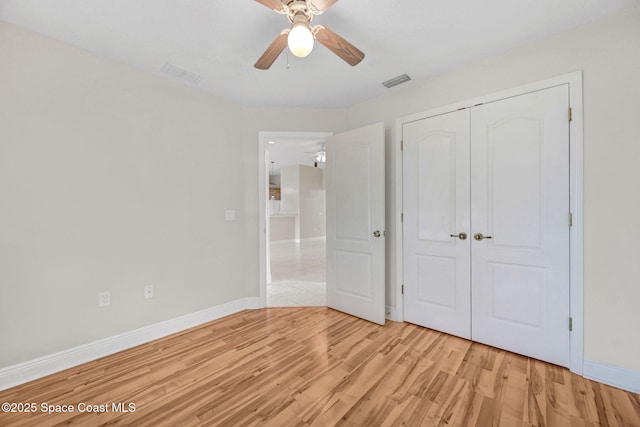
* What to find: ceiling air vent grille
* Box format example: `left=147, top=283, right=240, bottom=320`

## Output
left=382, top=74, right=411, bottom=88
left=161, top=62, right=203, bottom=85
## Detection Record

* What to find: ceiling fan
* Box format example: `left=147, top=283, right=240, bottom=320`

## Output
left=305, top=144, right=326, bottom=163
left=253, top=0, right=365, bottom=70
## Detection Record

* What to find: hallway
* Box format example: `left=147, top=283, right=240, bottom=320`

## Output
left=268, top=238, right=326, bottom=307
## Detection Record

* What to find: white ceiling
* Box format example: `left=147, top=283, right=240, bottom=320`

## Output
left=267, top=134, right=327, bottom=179
left=1, top=0, right=637, bottom=109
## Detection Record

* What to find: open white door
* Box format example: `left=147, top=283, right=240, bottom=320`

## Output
left=326, top=122, right=385, bottom=325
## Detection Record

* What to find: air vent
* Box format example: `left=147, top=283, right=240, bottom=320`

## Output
left=160, top=62, right=203, bottom=85
left=382, top=74, right=411, bottom=88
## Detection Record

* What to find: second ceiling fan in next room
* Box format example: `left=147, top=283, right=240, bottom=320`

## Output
left=253, top=0, right=365, bottom=69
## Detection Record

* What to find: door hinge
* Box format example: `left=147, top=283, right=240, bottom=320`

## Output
left=569, top=317, right=573, bottom=331
left=569, top=212, right=573, bottom=227
left=400, top=140, right=404, bottom=151
left=568, top=107, right=573, bottom=122
left=401, top=213, right=403, bottom=223
left=401, top=284, right=404, bottom=295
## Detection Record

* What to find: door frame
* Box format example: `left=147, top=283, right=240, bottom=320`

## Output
left=394, top=71, right=584, bottom=375
left=258, top=131, right=333, bottom=308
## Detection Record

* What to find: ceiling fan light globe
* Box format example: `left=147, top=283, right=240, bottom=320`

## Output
left=288, top=24, right=314, bottom=58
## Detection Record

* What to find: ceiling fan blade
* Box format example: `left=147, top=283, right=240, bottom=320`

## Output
left=314, top=25, right=365, bottom=66
left=311, top=0, right=339, bottom=11
left=254, top=32, right=288, bottom=70
left=254, top=0, right=286, bottom=13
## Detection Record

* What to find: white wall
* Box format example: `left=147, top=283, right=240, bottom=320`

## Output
left=0, top=21, right=241, bottom=367
left=272, top=165, right=325, bottom=241
left=345, top=8, right=640, bottom=372
left=269, top=216, right=296, bottom=242
left=299, top=166, right=325, bottom=240
left=279, top=165, right=300, bottom=215
left=0, top=21, right=347, bottom=368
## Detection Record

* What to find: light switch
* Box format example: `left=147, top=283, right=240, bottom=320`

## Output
left=225, top=210, right=236, bottom=221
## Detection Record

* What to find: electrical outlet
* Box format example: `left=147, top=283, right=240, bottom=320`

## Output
left=144, top=285, right=154, bottom=299
left=98, top=291, right=110, bottom=307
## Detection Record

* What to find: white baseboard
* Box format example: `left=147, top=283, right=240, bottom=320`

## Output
left=385, top=306, right=399, bottom=322
left=301, top=236, right=326, bottom=242
left=270, top=238, right=297, bottom=244
left=0, top=297, right=261, bottom=391
left=583, top=359, right=640, bottom=393
left=270, top=236, right=326, bottom=244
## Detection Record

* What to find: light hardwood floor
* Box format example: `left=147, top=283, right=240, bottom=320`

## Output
left=1, top=307, right=638, bottom=426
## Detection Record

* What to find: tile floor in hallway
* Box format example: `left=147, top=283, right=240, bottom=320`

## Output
left=268, top=238, right=326, bottom=307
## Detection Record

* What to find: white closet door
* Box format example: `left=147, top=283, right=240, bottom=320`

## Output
left=326, top=122, right=386, bottom=325
left=403, top=110, right=471, bottom=339
left=471, top=85, right=570, bottom=367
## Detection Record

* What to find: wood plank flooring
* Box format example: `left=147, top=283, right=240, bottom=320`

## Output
left=1, top=307, right=638, bottom=426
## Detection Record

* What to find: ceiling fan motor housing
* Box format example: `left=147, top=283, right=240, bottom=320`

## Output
left=285, top=1, right=315, bottom=22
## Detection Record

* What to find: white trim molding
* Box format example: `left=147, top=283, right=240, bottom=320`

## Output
left=584, top=360, right=640, bottom=394
left=385, top=306, right=399, bottom=322
left=270, top=236, right=326, bottom=244
left=0, top=297, right=261, bottom=391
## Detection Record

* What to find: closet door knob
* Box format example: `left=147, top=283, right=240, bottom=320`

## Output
left=373, top=230, right=381, bottom=238
left=473, top=233, right=493, bottom=241
left=450, top=232, right=468, bottom=240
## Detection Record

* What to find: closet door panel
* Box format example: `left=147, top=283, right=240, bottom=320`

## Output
left=403, top=110, right=471, bottom=339
left=470, top=85, right=570, bottom=367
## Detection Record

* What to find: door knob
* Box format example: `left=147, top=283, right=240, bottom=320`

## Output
left=473, top=233, right=493, bottom=241
left=373, top=230, right=381, bottom=238
left=450, top=232, right=468, bottom=240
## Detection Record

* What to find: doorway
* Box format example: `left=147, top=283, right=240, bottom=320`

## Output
left=258, top=131, right=332, bottom=307
left=258, top=123, right=386, bottom=325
